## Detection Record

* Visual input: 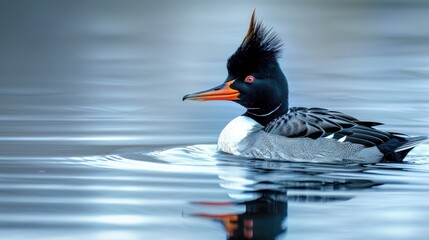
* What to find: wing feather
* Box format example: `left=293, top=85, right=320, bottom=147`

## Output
left=264, top=107, right=394, bottom=147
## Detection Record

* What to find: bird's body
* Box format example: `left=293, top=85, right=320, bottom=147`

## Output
left=183, top=11, right=427, bottom=163
left=218, top=115, right=382, bottom=163
left=218, top=110, right=426, bottom=163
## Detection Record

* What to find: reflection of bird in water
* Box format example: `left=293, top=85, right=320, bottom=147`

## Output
left=183, top=10, right=427, bottom=163
left=194, top=163, right=381, bottom=240
left=196, top=190, right=288, bottom=240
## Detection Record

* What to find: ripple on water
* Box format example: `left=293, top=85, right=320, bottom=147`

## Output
left=70, top=145, right=222, bottom=175
left=1, top=144, right=429, bottom=240
left=72, top=143, right=429, bottom=176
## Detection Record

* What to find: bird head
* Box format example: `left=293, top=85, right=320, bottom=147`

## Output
left=183, top=10, right=289, bottom=123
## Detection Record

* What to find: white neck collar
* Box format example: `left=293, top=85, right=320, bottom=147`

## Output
left=247, top=103, right=283, bottom=117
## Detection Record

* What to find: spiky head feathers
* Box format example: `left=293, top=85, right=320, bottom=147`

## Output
left=227, top=10, right=283, bottom=79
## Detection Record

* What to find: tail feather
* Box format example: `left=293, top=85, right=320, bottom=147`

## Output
left=378, top=135, right=427, bottom=162
left=395, top=136, right=428, bottom=153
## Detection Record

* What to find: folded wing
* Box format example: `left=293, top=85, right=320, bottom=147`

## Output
left=264, top=107, right=394, bottom=147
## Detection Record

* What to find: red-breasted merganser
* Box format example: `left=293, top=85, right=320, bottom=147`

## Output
left=183, top=11, right=427, bottom=163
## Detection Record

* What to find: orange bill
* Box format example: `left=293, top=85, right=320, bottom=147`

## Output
left=182, top=79, right=239, bottom=101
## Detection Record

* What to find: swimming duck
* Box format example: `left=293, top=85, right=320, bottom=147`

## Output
left=183, top=11, right=427, bottom=163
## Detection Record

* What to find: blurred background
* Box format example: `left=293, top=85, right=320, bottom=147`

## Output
left=1, top=0, right=428, bottom=157
left=0, top=1, right=429, bottom=239
left=0, top=0, right=429, bottom=158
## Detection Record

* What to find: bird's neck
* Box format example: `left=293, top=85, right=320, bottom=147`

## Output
left=243, top=62, right=289, bottom=126
left=244, top=101, right=289, bottom=126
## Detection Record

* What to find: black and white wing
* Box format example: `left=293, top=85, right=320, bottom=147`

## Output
left=264, top=107, right=395, bottom=147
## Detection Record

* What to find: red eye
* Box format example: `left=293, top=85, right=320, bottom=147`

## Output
left=244, top=75, right=255, bottom=84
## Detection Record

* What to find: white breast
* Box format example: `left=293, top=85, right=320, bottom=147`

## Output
left=217, top=116, right=263, bottom=155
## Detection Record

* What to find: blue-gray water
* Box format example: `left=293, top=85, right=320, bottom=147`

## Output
left=1, top=1, right=429, bottom=239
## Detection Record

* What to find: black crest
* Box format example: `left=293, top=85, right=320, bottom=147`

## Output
left=227, top=10, right=283, bottom=78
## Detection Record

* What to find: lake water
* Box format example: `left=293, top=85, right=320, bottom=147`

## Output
left=1, top=1, right=429, bottom=239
